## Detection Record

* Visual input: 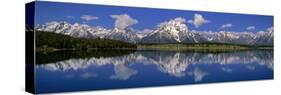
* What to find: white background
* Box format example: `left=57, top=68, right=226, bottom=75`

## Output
left=0, top=0, right=280, bottom=95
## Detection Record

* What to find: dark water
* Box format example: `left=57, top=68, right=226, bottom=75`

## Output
left=35, top=50, right=273, bottom=93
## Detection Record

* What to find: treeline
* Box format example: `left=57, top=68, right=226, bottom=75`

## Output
left=36, top=31, right=137, bottom=51
left=138, top=42, right=273, bottom=48
left=137, top=42, right=273, bottom=52
left=182, top=42, right=273, bottom=48
left=36, top=49, right=136, bottom=64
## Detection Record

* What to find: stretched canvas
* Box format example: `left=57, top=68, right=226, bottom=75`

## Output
left=26, top=1, right=274, bottom=94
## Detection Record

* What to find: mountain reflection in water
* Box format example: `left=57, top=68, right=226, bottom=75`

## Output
left=35, top=50, right=273, bottom=93
left=37, top=50, right=272, bottom=78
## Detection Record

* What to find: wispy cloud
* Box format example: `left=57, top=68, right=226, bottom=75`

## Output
left=66, top=16, right=75, bottom=19
left=246, top=26, right=255, bottom=30
left=111, top=14, right=138, bottom=29
left=220, top=23, right=233, bottom=29
left=188, top=14, right=209, bottom=28
left=81, top=15, right=99, bottom=21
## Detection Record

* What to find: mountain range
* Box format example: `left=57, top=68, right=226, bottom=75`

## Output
left=36, top=18, right=273, bottom=45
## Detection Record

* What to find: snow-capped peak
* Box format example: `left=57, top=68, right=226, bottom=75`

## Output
left=158, top=17, right=188, bottom=33
left=37, top=21, right=110, bottom=39
left=156, top=17, right=189, bottom=42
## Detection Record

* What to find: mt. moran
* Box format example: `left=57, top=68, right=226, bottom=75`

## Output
left=141, top=17, right=188, bottom=43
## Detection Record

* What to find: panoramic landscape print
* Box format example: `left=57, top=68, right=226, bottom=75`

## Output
left=28, top=1, right=273, bottom=93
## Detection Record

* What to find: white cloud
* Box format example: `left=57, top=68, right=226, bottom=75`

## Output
left=220, top=23, right=233, bottom=29
left=246, top=26, right=255, bottom=30
left=110, top=64, right=137, bottom=80
left=111, top=14, right=138, bottom=29
left=193, top=67, right=208, bottom=82
left=158, top=17, right=186, bottom=28
left=81, top=15, right=98, bottom=21
left=188, top=14, right=209, bottom=28
left=174, top=17, right=186, bottom=23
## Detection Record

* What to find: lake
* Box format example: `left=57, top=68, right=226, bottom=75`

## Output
left=35, top=50, right=273, bottom=93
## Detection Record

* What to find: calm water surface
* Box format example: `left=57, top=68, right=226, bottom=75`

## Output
left=35, top=50, right=273, bottom=93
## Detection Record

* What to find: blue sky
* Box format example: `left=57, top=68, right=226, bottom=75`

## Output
left=35, top=1, right=273, bottom=32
